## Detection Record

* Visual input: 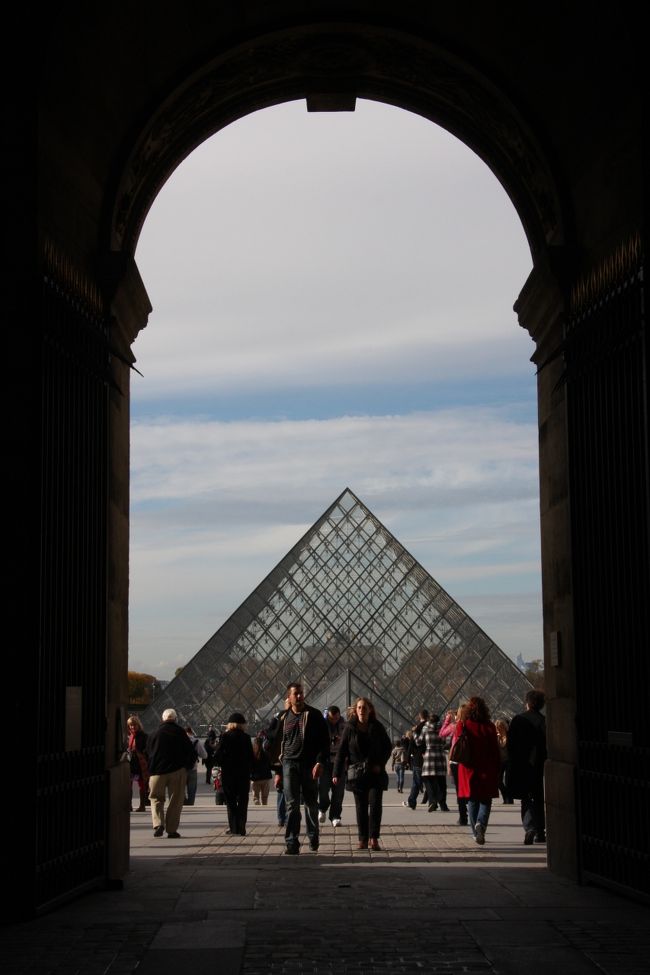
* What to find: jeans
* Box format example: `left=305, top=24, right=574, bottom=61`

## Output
left=282, top=759, right=319, bottom=849
left=521, top=778, right=545, bottom=836
left=318, top=763, right=345, bottom=820
left=276, top=787, right=286, bottom=825
left=467, top=798, right=492, bottom=834
left=185, top=766, right=197, bottom=804
left=394, top=764, right=405, bottom=791
left=406, top=766, right=422, bottom=808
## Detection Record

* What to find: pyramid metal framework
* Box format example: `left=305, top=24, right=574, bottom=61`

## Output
left=141, top=489, right=532, bottom=733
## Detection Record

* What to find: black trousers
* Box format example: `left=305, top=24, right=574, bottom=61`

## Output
left=223, top=774, right=250, bottom=834
left=353, top=782, right=384, bottom=840
left=422, top=774, right=447, bottom=807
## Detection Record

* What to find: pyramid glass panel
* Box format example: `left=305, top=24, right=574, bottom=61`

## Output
left=141, top=489, right=533, bottom=733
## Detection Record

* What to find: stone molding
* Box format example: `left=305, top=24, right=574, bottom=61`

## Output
left=109, top=23, right=564, bottom=258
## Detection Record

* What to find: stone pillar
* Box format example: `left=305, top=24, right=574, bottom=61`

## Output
left=100, top=252, right=152, bottom=883
left=515, top=251, right=578, bottom=880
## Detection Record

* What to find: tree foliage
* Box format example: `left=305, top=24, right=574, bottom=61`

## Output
left=128, top=671, right=158, bottom=704
left=523, top=658, right=545, bottom=690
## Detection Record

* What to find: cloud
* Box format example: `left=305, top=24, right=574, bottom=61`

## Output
left=129, top=408, right=541, bottom=677
left=133, top=99, right=534, bottom=400
left=128, top=100, right=541, bottom=679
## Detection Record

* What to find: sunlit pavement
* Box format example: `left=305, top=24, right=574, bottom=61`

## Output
left=3, top=776, right=649, bottom=974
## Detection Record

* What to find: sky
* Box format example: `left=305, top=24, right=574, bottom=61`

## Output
left=130, top=99, right=541, bottom=681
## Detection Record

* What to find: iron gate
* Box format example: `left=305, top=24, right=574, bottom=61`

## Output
left=565, top=239, right=650, bottom=899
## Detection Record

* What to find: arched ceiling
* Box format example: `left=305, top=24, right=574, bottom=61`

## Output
left=107, top=24, right=564, bottom=259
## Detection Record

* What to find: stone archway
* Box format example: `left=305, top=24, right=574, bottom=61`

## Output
left=26, top=7, right=645, bottom=916
left=102, top=21, right=574, bottom=880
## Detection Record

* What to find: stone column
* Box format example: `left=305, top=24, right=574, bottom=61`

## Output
left=100, top=252, right=152, bottom=883
left=515, top=251, right=578, bottom=880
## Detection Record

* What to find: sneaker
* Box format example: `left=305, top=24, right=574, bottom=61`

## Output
left=524, top=829, right=535, bottom=845
left=332, top=818, right=342, bottom=828
left=474, top=823, right=485, bottom=845
left=402, top=801, right=415, bottom=809
left=318, top=811, right=326, bottom=824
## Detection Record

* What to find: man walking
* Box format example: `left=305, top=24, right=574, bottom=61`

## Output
left=403, top=709, right=428, bottom=810
left=267, top=682, right=330, bottom=855
left=507, top=690, right=547, bottom=844
left=318, top=705, right=347, bottom=828
left=147, top=708, right=197, bottom=838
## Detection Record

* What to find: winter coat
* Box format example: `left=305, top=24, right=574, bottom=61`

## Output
left=333, top=718, right=392, bottom=790
left=147, top=720, right=197, bottom=776
left=456, top=718, right=500, bottom=801
left=265, top=704, right=330, bottom=768
left=214, top=728, right=254, bottom=784
left=391, top=744, right=406, bottom=768
left=414, top=720, right=447, bottom=776
left=506, top=709, right=546, bottom=799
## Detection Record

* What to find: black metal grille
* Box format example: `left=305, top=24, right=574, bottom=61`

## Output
left=36, top=271, right=109, bottom=909
left=566, top=251, right=650, bottom=898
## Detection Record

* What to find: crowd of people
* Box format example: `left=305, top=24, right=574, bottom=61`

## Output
left=124, top=686, right=547, bottom=850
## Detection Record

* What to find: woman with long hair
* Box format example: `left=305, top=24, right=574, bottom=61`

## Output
left=333, top=698, right=392, bottom=851
left=126, top=714, right=149, bottom=812
left=455, top=696, right=500, bottom=845
left=439, top=706, right=468, bottom=825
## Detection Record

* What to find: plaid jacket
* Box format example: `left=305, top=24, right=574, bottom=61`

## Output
left=414, top=720, right=447, bottom=776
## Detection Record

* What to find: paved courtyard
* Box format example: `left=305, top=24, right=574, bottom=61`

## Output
left=3, top=776, right=649, bottom=974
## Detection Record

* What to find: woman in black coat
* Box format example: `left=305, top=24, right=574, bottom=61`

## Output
left=214, top=711, right=254, bottom=836
left=333, top=698, right=392, bottom=850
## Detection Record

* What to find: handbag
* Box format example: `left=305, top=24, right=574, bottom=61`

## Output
left=449, top=724, right=473, bottom=766
left=346, top=759, right=369, bottom=788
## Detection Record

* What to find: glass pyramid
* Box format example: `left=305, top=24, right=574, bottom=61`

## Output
left=141, top=488, right=532, bottom=733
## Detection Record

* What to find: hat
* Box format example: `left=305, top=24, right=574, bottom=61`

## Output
left=228, top=712, right=247, bottom=724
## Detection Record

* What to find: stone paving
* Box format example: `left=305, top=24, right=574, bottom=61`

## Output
left=2, top=777, right=650, bottom=974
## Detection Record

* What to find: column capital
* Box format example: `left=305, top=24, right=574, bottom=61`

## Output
left=97, top=251, right=152, bottom=359
left=514, top=246, right=576, bottom=361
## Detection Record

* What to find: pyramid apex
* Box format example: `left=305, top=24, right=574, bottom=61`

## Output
left=141, top=486, right=532, bottom=732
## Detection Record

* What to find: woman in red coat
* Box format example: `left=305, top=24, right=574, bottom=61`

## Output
left=456, top=697, right=500, bottom=845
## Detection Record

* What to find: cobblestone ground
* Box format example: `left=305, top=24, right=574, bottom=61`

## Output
left=2, top=792, right=650, bottom=974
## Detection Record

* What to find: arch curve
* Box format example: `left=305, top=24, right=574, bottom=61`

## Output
left=106, top=22, right=566, bottom=259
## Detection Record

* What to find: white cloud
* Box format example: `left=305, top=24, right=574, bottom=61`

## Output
left=133, top=99, right=533, bottom=399
left=128, top=100, right=541, bottom=680
left=130, top=408, right=541, bottom=677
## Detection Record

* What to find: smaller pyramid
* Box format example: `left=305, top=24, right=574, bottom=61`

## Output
left=141, top=489, right=531, bottom=732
